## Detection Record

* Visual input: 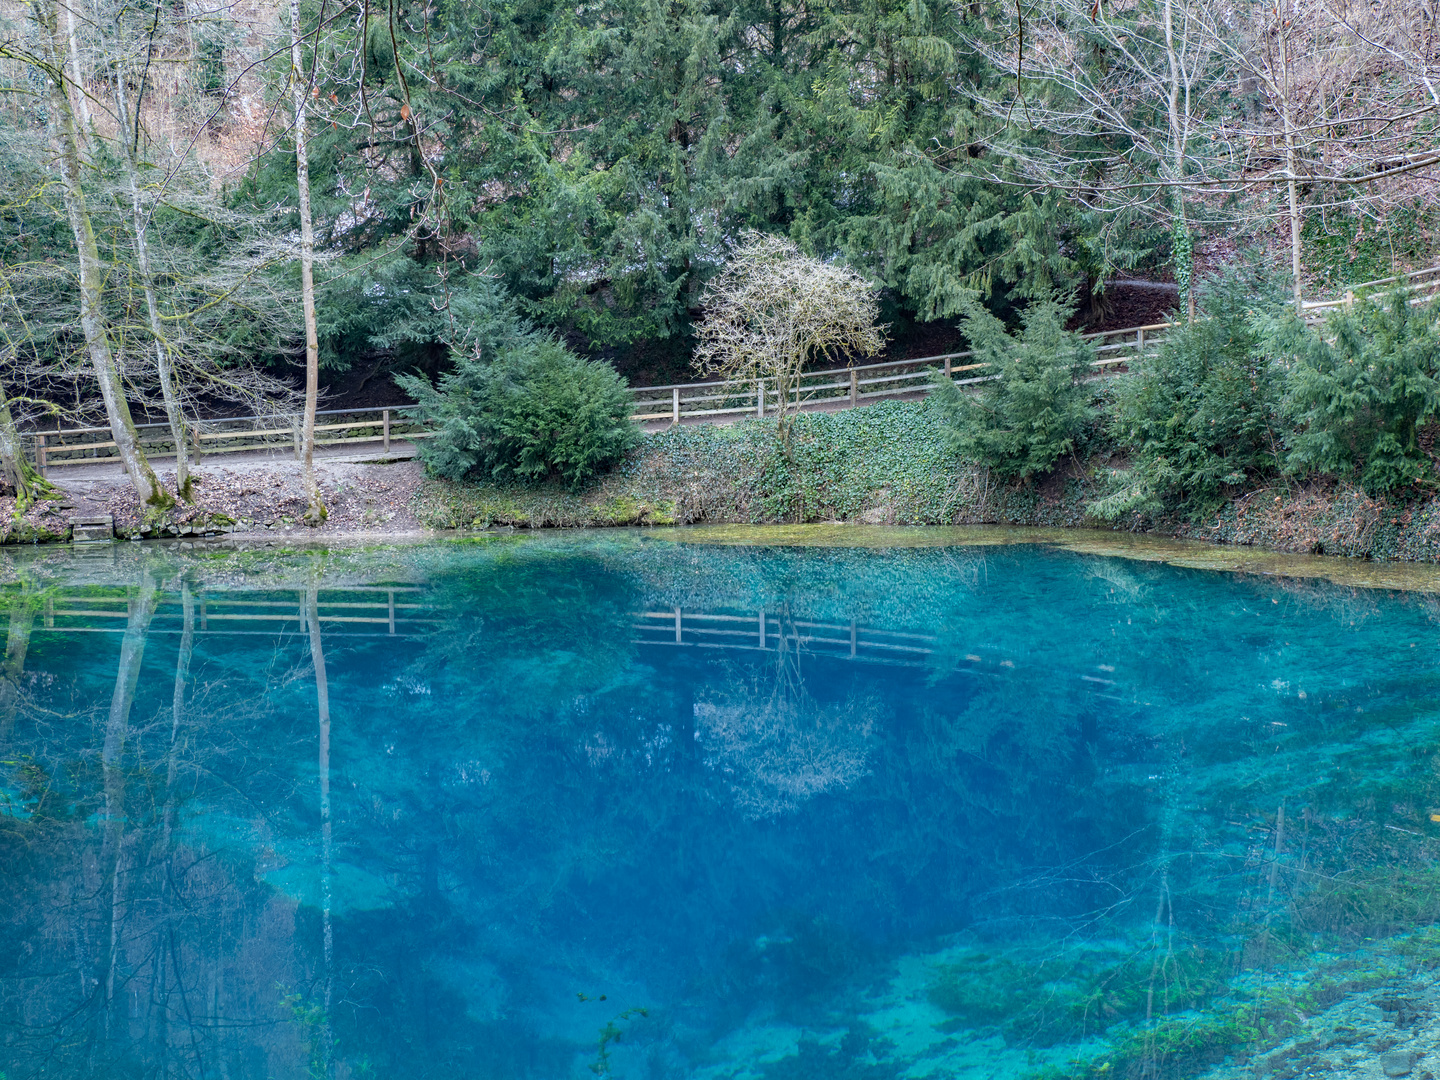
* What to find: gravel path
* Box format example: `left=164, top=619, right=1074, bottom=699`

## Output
left=11, top=456, right=431, bottom=541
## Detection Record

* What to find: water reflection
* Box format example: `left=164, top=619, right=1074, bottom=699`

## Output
left=2, top=538, right=1440, bottom=1080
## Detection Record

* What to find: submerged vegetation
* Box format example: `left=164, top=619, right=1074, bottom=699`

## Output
left=6, top=537, right=1440, bottom=1076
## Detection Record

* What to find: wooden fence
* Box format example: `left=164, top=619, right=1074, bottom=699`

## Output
left=1300, top=264, right=1440, bottom=314
left=29, top=405, right=433, bottom=475
left=22, top=264, right=1440, bottom=473
left=629, top=320, right=1172, bottom=424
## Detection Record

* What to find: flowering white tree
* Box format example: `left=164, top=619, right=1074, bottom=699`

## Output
left=693, top=233, right=886, bottom=450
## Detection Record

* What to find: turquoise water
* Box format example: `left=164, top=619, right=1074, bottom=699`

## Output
left=3, top=533, right=1440, bottom=1080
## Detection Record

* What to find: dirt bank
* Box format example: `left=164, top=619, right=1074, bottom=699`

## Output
left=1, top=458, right=427, bottom=543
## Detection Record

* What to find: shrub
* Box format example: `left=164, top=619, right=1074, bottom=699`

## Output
left=930, top=294, right=1094, bottom=479
left=398, top=338, right=640, bottom=489
left=1274, top=291, right=1440, bottom=494
left=1090, top=268, right=1287, bottom=521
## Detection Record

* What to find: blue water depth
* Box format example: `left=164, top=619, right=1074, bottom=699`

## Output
left=3, top=534, right=1440, bottom=1080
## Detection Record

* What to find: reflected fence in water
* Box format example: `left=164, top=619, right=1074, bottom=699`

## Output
left=634, top=608, right=934, bottom=667
left=16, top=586, right=1128, bottom=692
left=23, top=586, right=436, bottom=638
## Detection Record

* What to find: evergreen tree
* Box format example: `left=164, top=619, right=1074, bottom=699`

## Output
left=931, top=294, right=1095, bottom=478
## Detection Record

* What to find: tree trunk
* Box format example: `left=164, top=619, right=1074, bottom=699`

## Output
left=0, top=387, right=57, bottom=513
left=153, top=582, right=195, bottom=1073
left=97, top=575, right=159, bottom=1046
left=305, top=586, right=334, bottom=1075
left=0, top=592, right=35, bottom=744
left=36, top=0, right=169, bottom=512
left=1276, top=0, right=1304, bottom=314
left=110, top=66, right=192, bottom=500
left=1161, top=0, right=1196, bottom=321
left=290, top=0, right=326, bottom=524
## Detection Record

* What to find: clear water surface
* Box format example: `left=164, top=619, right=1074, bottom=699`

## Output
left=3, top=530, right=1440, bottom=1080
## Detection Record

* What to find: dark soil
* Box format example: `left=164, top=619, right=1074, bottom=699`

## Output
left=1068, top=279, right=1182, bottom=333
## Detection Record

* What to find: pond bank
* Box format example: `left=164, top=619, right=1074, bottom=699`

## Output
left=415, top=400, right=1440, bottom=563
left=10, top=400, right=1440, bottom=570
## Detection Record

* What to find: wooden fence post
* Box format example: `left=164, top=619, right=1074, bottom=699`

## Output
left=944, top=356, right=952, bottom=378
left=672, top=387, right=680, bottom=424
left=674, top=607, right=683, bottom=644
left=758, top=611, right=766, bottom=648
left=192, top=424, right=203, bottom=463
left=1136, top=328, right=1145, bottom=360
left=850, top=368, right=858, bottom=406
left=387, top=589, right=396, bottom=635
left=292, top=419, right=302, bottom=461
left=35, top=434, right=46, bottom=478
left=756, top=380, right=764, bottom=417
left=383, top=409, right=390, bottom=453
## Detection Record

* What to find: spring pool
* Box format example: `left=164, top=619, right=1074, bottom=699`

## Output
left=3, top=529, right=1440, bottom=1080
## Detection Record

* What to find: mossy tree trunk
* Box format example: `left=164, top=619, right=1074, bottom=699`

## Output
left=34, top=0, right=169, bottom=512
left=109, top=63, right=193, bottom=500
left=0, top=389, right=58, bottom=514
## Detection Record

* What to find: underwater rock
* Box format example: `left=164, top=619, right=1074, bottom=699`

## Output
left=1381, top=1049, right=1422, bottom=1076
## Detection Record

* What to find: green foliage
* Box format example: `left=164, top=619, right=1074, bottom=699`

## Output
left=414, top=396, right=1128, bottom=532
left=399, top=331, right=640, bottom=490
left=315, top=260, right=528, bottom=373
left=231, top=0, right=1085, bottom=359
left=1091, top=268, right=1287, bottom=521
left=930, top=296, right=1095, bottom=479
left=928, top=944, right=1230, bottom=1048
left=1303, top=201, right=1440, bottom=293
left=1275, top=293, right=1440, bottom=494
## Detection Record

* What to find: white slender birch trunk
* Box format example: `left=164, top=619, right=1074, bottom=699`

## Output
left=1162, top=0, right=1196, bottom=321
left=109, top=67, right=192, bottom=499
left=290, top=0, right=326, bottom=524
left=1275, top=0, right=1305, bottom=314
left=305, top=586, right=333, bottom=1075
left=62, top=0, right=90, bottom=133
left=35, top=0, right=169, bottom=511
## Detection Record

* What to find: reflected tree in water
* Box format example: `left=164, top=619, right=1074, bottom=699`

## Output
left=695, top=608, right=882, bottom=819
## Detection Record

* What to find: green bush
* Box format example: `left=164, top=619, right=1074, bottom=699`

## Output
left=398, top=338, right=640, bottom=489
left=1274, top=292, right=1440, bottom=494
left=1090, top=268, right=1287, bottom=521
left=931, top=295, right=1095, bottom=479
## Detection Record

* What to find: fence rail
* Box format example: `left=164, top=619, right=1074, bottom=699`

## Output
left=27, top=405, right=433, bottom=475
left=627, top=320, right=1174, bottom=424
left=23, top=265, right=1440, bottom=473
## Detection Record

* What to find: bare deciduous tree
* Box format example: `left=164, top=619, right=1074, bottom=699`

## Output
left=290, top=0, right=326, bottom=524
left=960, top=0, right=1228, bottom=315
left=693, top=233, right=885, bottom=449
left=24, top=0, right=170, bottom=510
